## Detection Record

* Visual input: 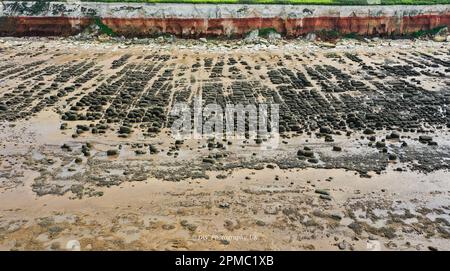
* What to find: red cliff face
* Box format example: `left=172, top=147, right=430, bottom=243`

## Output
left=1, top=14, right=450, bottom=37
left=0, top=17, right=92, bottom=36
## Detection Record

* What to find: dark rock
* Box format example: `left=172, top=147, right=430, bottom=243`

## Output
left=203, top=157, right=215, bottom=164
left=308, top=158, right=319, bottom=164
left=315, top=189, right=330, bottom=196
left=319, top=126, right=332, bottom=134
left=320, top=194, right=332, bottom=200
left=388, top=131, right=400, bottom=139
left=256, top=220, right=266, bottom=226
left=119, top=126, right=132, bottom=134
left=219, top=202, right=230, bottom=208
left=149, top=144, right=158, bottom=154
left=375, top=141, right=386, bottom=148
left=419, top=135, right=432, bottom=143
left=363, top=128, right=375, bottom=135
left=428, top=246, right=438, bottom=251
left=298, top=149, right=314, bottom=157
left=106, top=149, right=119, bottom=156
left=348, top=222, right=363, bottom=235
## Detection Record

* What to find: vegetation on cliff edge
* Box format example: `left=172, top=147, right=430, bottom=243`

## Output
left=6, top=0, right=450, bottom=5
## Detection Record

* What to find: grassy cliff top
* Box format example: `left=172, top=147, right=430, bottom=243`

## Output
left=7, top=0, right=450, bottom=5
left=88, top=0, right=450, bottom=4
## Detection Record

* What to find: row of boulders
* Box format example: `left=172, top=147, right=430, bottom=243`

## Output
left=433, top=27, right=450, bottom=42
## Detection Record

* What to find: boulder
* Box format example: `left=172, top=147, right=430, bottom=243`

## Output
left=419, top=135, right=432, bottom=143
left=267, top=31, right=282, bottom=41
left=433, top=27, right=448, bottom=42
left=305, top=33, right=317, bottom=41
left=245, top=29, right=259, bottom=42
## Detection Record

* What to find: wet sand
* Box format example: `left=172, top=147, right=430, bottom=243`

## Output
left=0, top=37, right=449, bottom=250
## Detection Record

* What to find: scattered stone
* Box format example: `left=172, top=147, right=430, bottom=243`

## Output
left=256, top=220, right=266, bottom=226
left=387, top=131, right=400, bottom=139
left=330, top=213, right=343, bottom=221
left=149, top=145, right=158, bottom=154
left=119, top=126, right=132, bottom=134
left=203, top=157, right=215, bottom=164
left=308, top=158, right=319, bottom=164
left=419, top=135, right=433, bottom=143
left=315, top=189, right=330, bottom=196
left=428, top=246, right=438, bottom=251
left=180, top=220, right=197, bottom=232
left=162, top=224, right=175, bottom=230
left=50, top=242, right=61, bottom=250
left=305, top=33, right=317, bottom=41
left=106, top=149, right=119, bottom=156
left=135, top=150, right=146, bottom=155
left=320, top=126, right=332, bottom=134
left=298, top=149, right=314, bottom=158
left=338, top=240, right=347, bottom=250
left=375, top=141, right=386, bottom=148
left=319, top=42, right=336, bottom=48
left=61, top=144, right=72, bottom=152
left=320, top=195, right=332, bottom=201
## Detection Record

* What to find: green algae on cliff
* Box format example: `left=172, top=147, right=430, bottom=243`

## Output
left=94, top=17, right=117, bottom=36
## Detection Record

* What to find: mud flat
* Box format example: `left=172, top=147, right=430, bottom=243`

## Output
left=0, top=37, right=449, bottom=250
